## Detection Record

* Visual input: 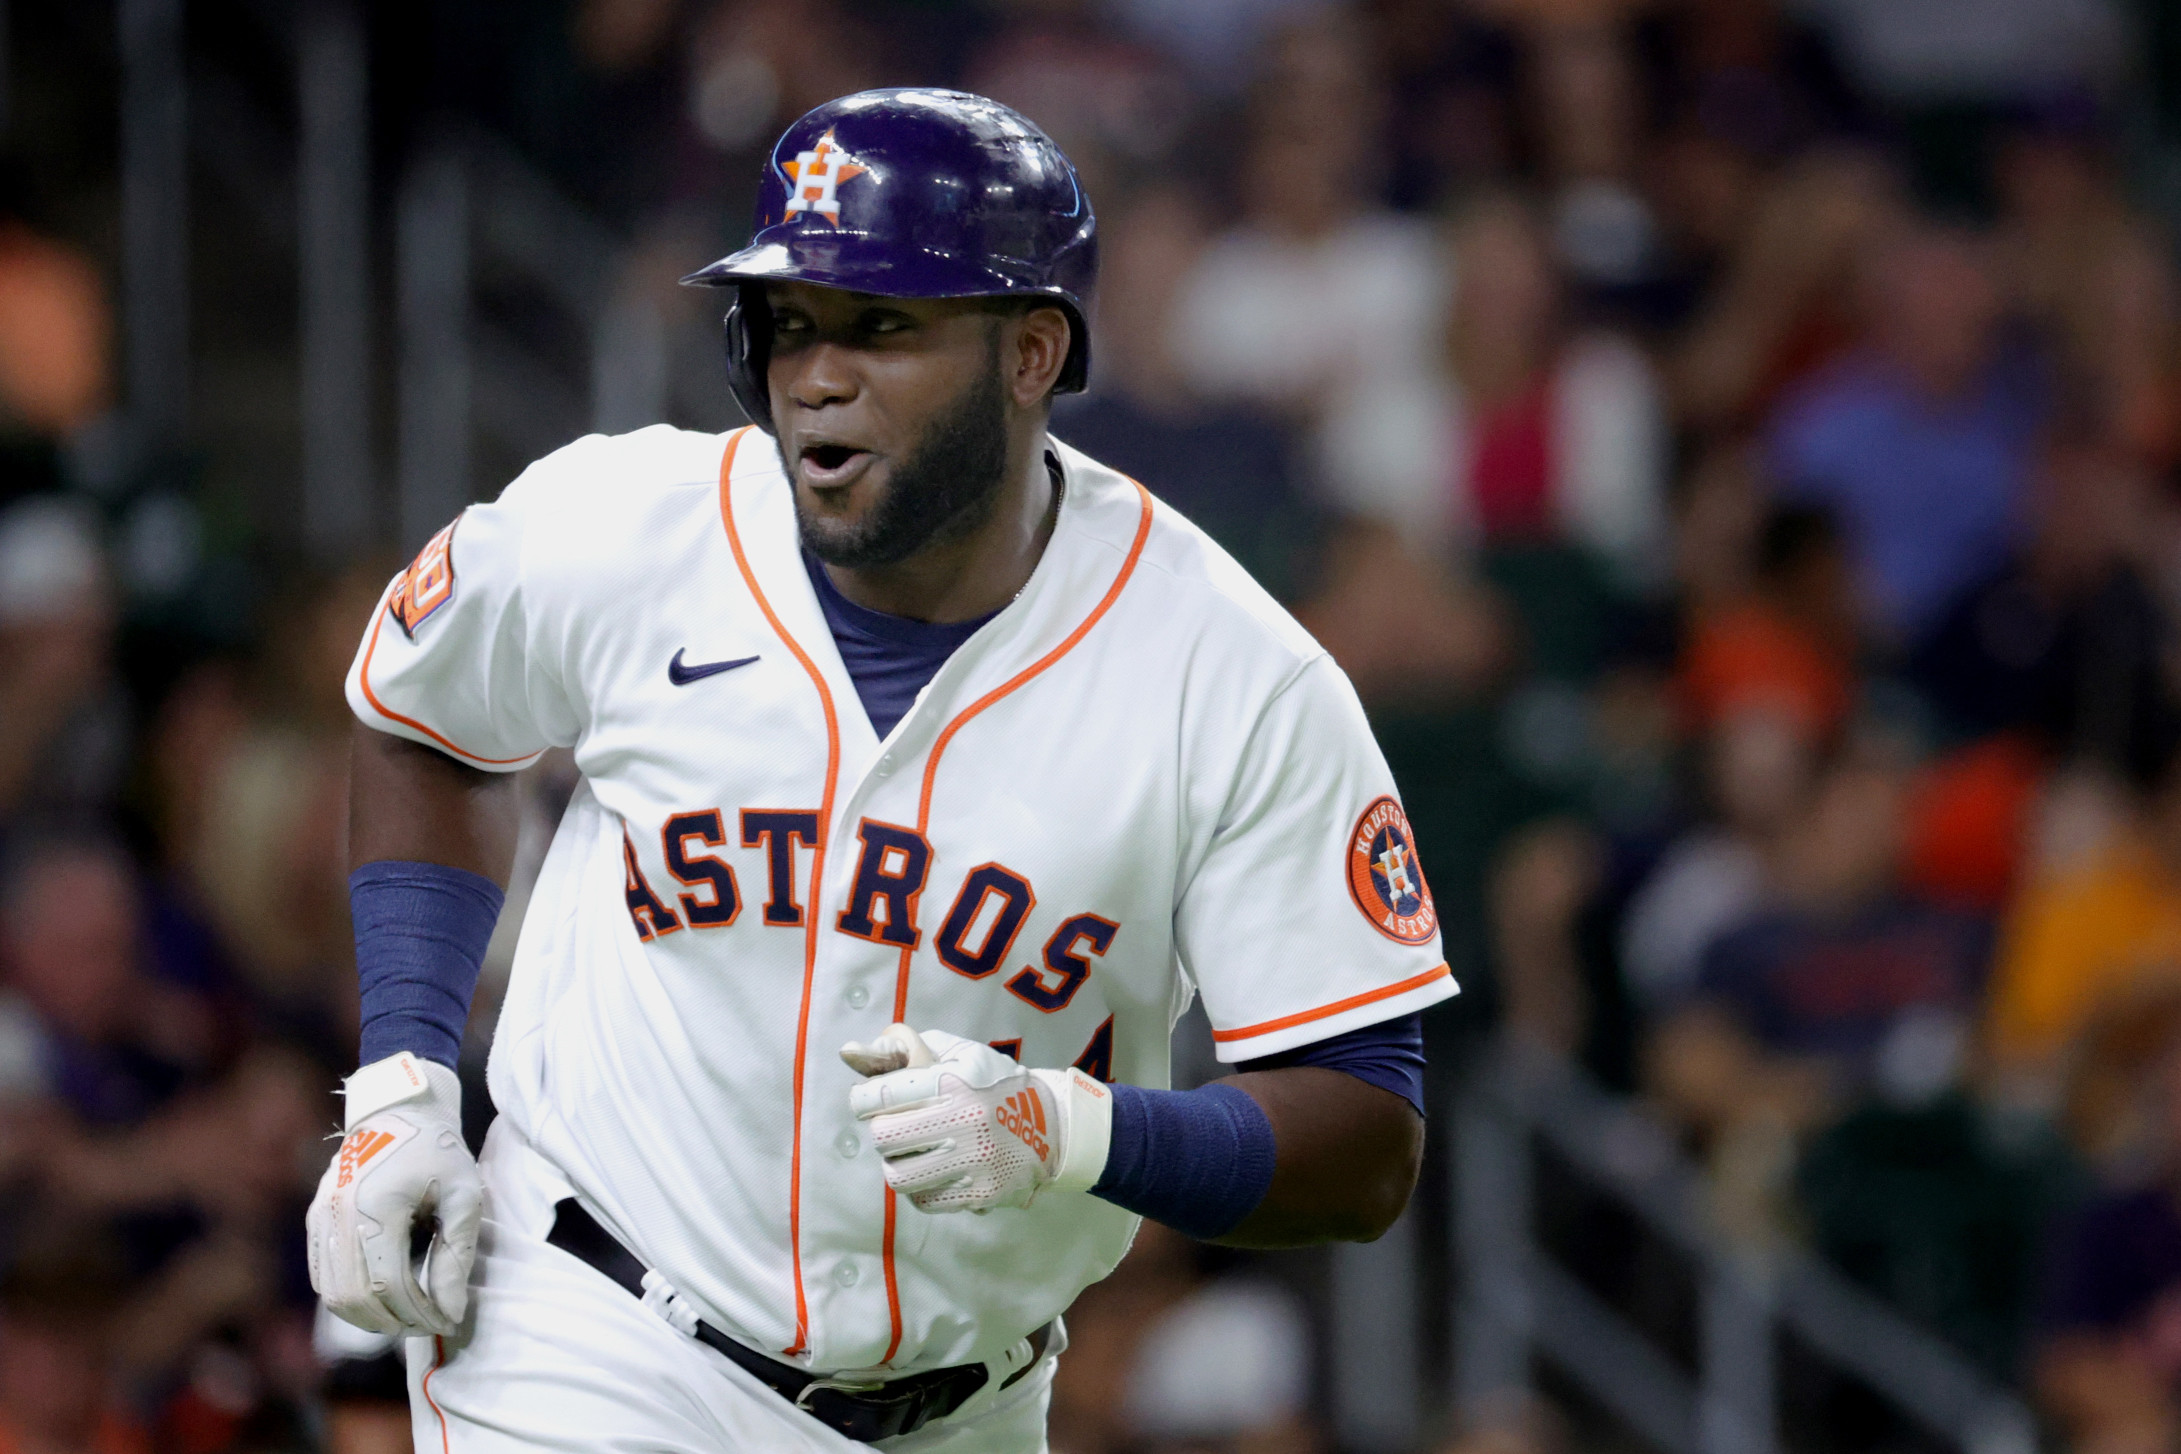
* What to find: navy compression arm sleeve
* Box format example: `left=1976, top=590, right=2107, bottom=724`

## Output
left=1238, top=1012, right=1425, bottom=1115
left=352, top=860, right=504, bottom=1069
left=1090, top=1082, right=1277, bottom=1240
left=1085, top=1013, right=1426, bottom=1238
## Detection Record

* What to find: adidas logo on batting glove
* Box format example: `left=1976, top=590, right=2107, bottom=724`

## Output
left=840, top=1025, right=1112, bottom=1213
left=306, top=1051, right=482, bottom=1337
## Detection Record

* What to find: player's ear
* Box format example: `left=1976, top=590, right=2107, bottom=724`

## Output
left=1006, top=305, right=1072, bottom=409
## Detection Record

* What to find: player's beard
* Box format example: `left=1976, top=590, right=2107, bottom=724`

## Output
left=790, top=342, right=1009, bottom=570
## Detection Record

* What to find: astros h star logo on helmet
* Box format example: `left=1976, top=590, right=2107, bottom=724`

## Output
left=782, top=129, right=868, bottom=226
left=1347, top=795, right=1438, bottom=945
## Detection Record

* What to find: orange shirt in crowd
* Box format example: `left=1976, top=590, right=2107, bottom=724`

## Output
left=1986, top=834, right=2181, bottom=1071
left=1679, top=601, right=1853, bottom=737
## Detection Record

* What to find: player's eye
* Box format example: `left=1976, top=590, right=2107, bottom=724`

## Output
left=860, top=311, right=912, bottom=336
left=773, top=314, right=812, bottom=336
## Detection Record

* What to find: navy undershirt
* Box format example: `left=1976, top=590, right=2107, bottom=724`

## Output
left=1237, top=1014, right=1426, bottom=1115
left=802, top=551, right=997, bottom=740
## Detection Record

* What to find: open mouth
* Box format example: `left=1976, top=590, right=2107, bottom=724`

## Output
left=799, top=442, right=873, bottom=486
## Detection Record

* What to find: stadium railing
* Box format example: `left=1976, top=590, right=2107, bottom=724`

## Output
left=1452, top=1036, right=2038, bottom=1454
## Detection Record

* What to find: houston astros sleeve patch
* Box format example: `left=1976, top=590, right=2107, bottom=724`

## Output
left=1347, top=796, right=1437, bottom=945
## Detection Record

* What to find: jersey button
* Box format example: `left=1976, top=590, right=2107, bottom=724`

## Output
left=835, top=1262, right=860, bottom=1288
left=877, top=754, right=895, bottom=775
left=835, top=1130, right=861, bottom=1159
left=844, top=984, right=871, bottom=1010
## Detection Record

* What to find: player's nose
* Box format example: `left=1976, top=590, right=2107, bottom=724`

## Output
left=777, top=343, right=859, bottom=414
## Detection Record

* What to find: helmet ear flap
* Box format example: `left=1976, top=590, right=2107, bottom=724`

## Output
left=724, top=286, right=774, bottom=433
left=1054, top=301, right=1092, bottom=396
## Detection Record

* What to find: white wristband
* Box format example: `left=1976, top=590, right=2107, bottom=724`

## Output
left=1034, top=1067, right=1115, bottom=1193
left=344, top=1051, right=460, bottom=1130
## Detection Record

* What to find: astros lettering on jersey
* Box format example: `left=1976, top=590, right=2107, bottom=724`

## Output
left=346, top=423, right=1456, bottom=1375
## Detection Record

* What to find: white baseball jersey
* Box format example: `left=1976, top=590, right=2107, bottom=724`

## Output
left=345, top=423, right=1456, bottom=1377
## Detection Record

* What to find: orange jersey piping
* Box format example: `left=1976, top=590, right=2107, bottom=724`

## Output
left=876, top=478, right=1157, bottom=1362
left=1209, top=962, right=1452, bottom=1044
left=423, top=1335, right=451, bottom=1453
left=355, top=600, right=542, bottom=767
left=718, top=426, right=842, bottom=1359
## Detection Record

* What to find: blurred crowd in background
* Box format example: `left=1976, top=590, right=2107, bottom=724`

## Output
left=5, top=0, right=2181, bottom=1450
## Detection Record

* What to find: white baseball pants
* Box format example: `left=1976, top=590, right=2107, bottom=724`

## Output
left=403, top=1118, right=1055, bottom=1453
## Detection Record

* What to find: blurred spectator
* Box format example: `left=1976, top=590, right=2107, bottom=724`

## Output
left=146, top=569, right=386, bottom=1061
left=8, top=1044, right=326, bottom=1442
left=184, top=729, right=352, bottom=1047
left=0, top=1239, right=147, bottom=1454
left=0, top=502, right=126, bottom=828
left=680, top=0, right=884, bottom=161
left=1646, top=751, right=1991, bottom=1159
left=1126, top=1277, right=1320, bottom=1453
left=1369, top=0, right=1523, bottom=208
left=2062, top=221, right=2181, bottom=476
left=1638, top=116, right=1769, bottom=337
left=1170, top=14, right=1449, bottom=526
left=1908, top=420, right=2167, bottom=759
left=1291, top=188, right=1666, bottom=694
left=1522, top=18, right=1664, bottom=305
left=1052, top=188, right=1315, bottom=600
left=1679, top=503, right=1857, bottom=741
left=1988, top=98, right=2179, bottom=461
left=1623, top=499, right=1858, bottom=1019
left=0, top=833, right=220, bottom=1130
left=1669, top=439, right=1764, bottom=617
left=1293, top=522, right=1510, bottom=707
left=1493, top=817, right=1605, bottom=1059
left=143, top=662, right=252, bottom=890
left=2033, top=1005, right=2181, bottom=1451
left=128, top=1047, right=325, bottom=1451
left=961, top=0, right=1190, bottom=200
left=1671, top=151, right=1897, bottom=434
left=1631, top=0, right=1868, bottom=331
left=1050, top=1222, right=1200, bottom=1454
left=1691, top=753, right=1987, bottom=1091
left=323, top=1390, right=409, bottom=1454
left=1766, top=217, right=2045, bottom=647
left=1986, top=740, right=2181, bottom=1086
left=2060, top=988, right=2181, bottom=1175
left=571, top=0, right=681, bottom=75
left=184, top=706, right=353, bottom=1059
left=1621, top=705, right=1816, bottom=1007
left=1434, top=192, right=1667, bottom=584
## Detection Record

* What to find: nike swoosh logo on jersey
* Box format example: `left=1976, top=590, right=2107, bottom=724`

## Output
left=669, top=649, right=760, bottom=686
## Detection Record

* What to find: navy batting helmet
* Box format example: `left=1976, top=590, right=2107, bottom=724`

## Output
left=682, top=89, right=1098, bottom=434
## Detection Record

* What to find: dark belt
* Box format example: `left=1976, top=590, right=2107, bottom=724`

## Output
left=546, top=1197, right=1046, bottom=1443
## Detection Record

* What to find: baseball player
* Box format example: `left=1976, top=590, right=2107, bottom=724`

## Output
left=307, top=89, right=1455, bottom=1452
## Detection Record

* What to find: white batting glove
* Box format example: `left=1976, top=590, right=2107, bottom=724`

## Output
left=841, top=1025, right=1113, bottom=1213
left=306, top=1052, right=482, bottom=1337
